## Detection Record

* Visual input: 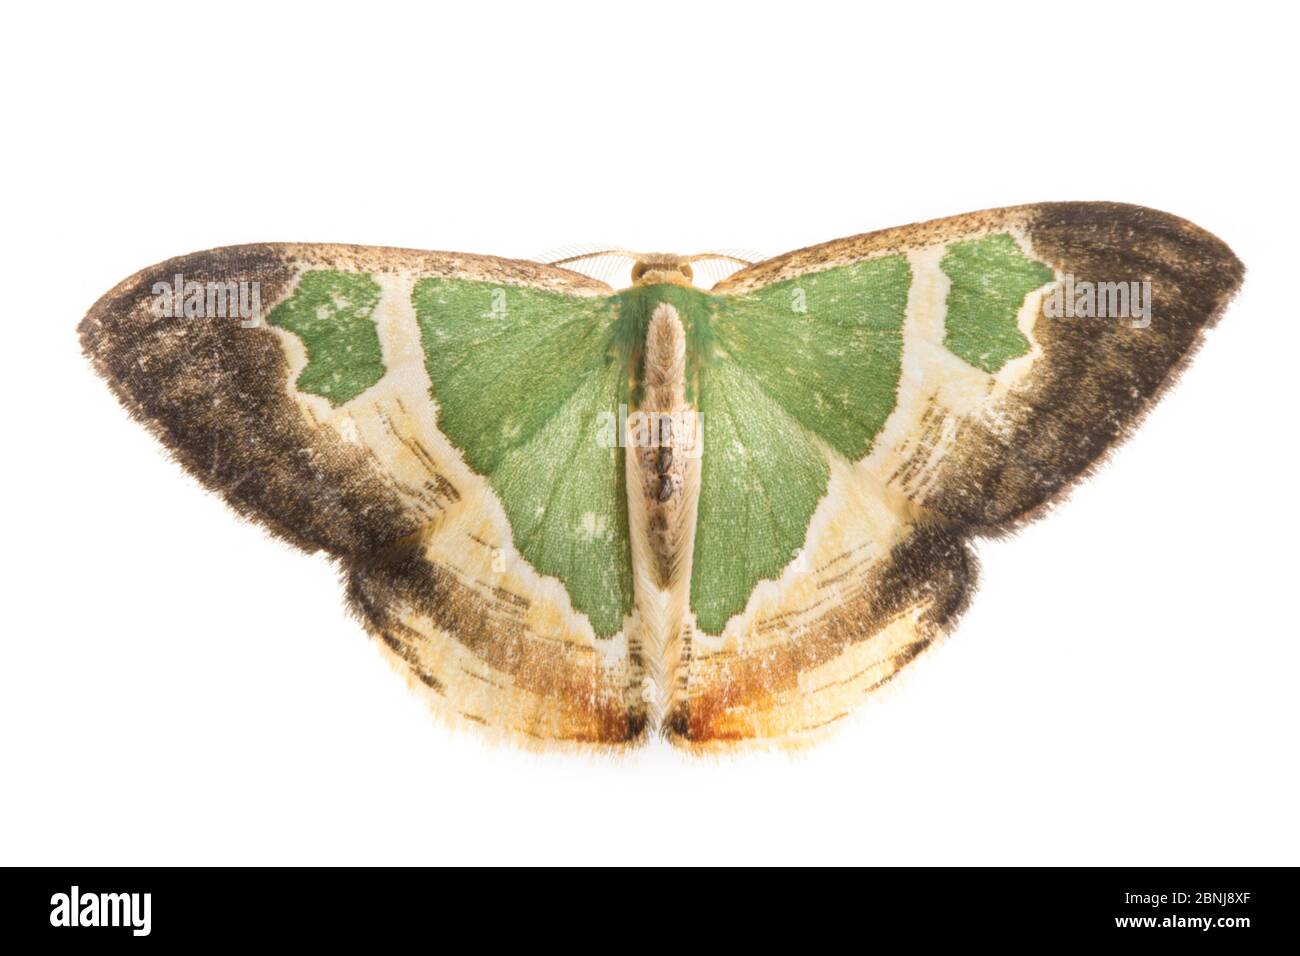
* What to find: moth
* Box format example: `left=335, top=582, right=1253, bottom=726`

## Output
left=80, top=203, right=1243, bottom=752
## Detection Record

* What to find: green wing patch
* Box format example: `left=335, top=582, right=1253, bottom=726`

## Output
left=714, top=255, right=911, bottom=458
left=267, top=270, right=385, bottom=404
left=686, top=256, right=911, bottom=632
left=413, top=278, right=631, bottom=637
left=691, top=360, right=830, bottom=634
left=939, top=234, right=1054, bottom=373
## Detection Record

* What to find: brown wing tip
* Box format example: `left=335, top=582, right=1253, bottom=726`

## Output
left=1028, top=201, right=1244, bottom=287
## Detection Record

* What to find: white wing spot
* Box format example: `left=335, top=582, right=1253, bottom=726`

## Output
left=579, top=511, right=608, bottom=541
left=335, top=417, right=360, bottom=444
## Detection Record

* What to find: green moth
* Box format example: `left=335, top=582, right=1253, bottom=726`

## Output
left=80, top=203, right=1242, bottom=751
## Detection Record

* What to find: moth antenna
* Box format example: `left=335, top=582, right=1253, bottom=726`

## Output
left=535, top=244, right=640, bottom=285
left=686, top=252, right=758, bottom=267
left=688, top=250, right=766, bottom=289
left=546, top=248, right=636, bottom=266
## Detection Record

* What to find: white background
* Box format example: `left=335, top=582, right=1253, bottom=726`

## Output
left=3, top=1, right=1296, bottom=866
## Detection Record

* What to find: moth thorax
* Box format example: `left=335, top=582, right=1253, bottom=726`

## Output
left=645, top=303, right=686, bottom=404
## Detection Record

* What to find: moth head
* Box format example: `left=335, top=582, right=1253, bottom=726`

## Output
left=631, top=254, right=695, bottom=287
left=546, top=249, right=756, bottom=289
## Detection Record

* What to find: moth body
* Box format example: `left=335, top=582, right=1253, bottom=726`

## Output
left=627, top=302, right=700, bottom=727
